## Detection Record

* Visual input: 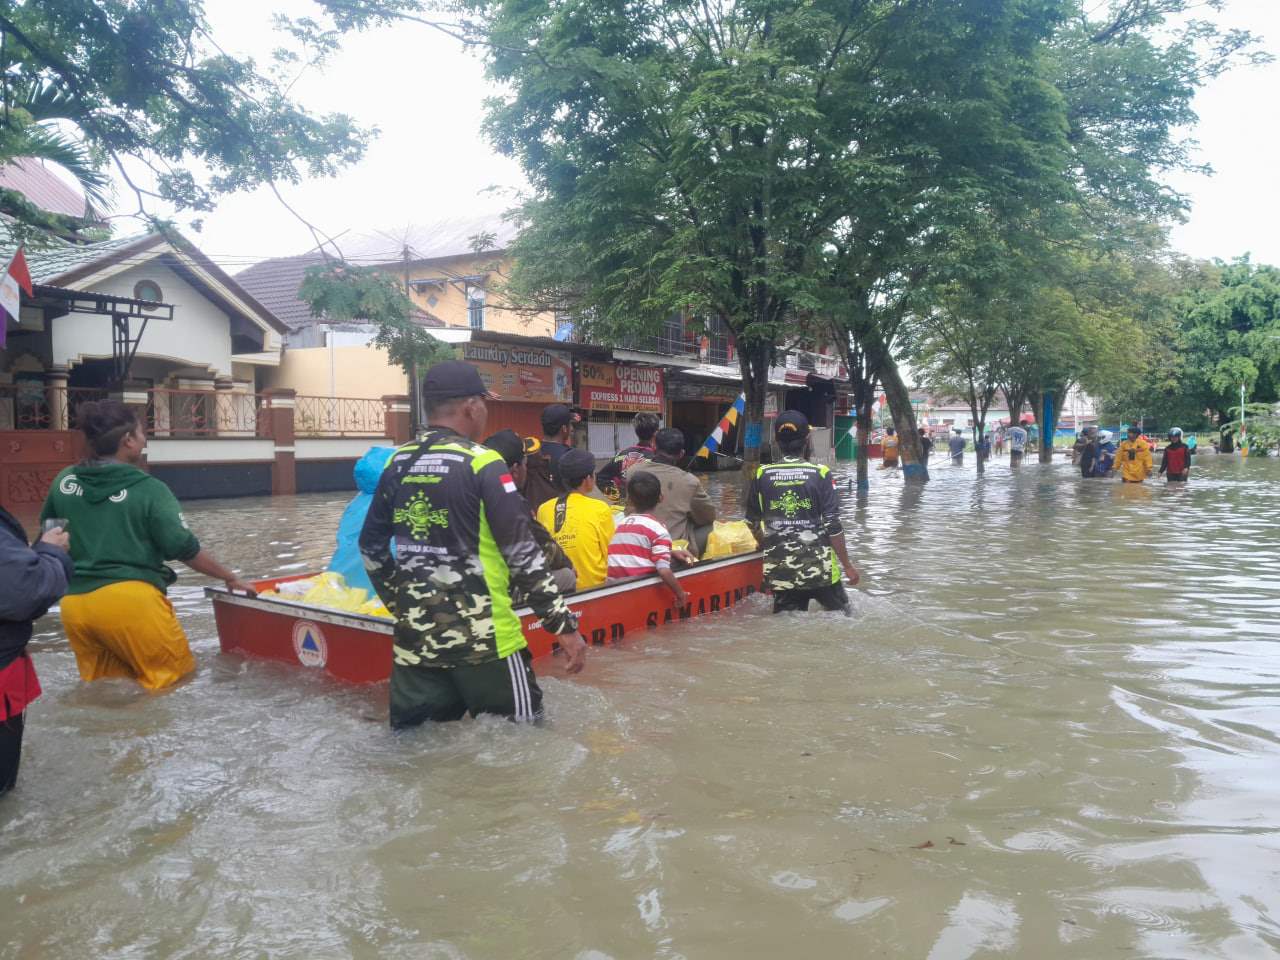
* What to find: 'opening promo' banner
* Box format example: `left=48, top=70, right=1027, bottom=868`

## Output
left=579, top=361, right=664, bottom=412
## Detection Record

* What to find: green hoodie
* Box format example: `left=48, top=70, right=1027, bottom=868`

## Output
left=40, top=462, right=201, bottom=596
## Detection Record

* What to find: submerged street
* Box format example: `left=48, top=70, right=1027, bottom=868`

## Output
left=3, top=454, right=1280, bottom=958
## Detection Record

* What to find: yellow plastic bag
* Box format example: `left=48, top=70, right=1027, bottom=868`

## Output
left=358, top=598, right=393, bottom=620
left=299, top=572, right=368, bottom=612
left=703, top=520, right=758, bottom=559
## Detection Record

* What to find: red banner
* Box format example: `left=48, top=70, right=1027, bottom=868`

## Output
left=579, top=361, right=664, bottom=412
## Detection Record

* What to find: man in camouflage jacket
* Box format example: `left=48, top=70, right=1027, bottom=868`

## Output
left=745, top=412, right=860, bottom=614
left=360, top=361, right=587, bottom=727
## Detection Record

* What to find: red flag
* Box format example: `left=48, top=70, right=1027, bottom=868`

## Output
left=8, top=247, right=32, bottom=296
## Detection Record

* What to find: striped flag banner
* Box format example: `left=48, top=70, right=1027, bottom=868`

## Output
left=695, top=392, right=746, bottom=460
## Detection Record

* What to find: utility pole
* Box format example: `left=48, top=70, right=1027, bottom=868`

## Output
left=403, top=244, right=420, bottom=435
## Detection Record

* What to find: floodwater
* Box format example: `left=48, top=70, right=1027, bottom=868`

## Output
left=4, top=453, right=1280, bottom=959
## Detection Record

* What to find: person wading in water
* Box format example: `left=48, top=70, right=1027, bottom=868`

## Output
left=360, top=360, right=587, bottom=728
left=746, top=412, right=860, bottom=614
left=40, top=400, right=255, bottom=690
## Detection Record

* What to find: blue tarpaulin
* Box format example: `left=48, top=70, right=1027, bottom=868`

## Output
left=328, top=446, right=395, bottom=594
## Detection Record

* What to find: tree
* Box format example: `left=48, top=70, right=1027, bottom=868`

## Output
left=0, top=0, right=372, bottom=244
left=1102, top=258, right=1280, bottom=430
left=464, top=0, right=1081, bottom=481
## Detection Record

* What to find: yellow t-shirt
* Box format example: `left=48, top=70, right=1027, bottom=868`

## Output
left=536, top=492, right=617, bottom=590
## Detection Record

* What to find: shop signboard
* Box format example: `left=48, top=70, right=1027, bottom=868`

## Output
left=579, top=361, right=665, bottom=412
left=668, top=379, right=742, bottom=403
left=458, top=342, right=572, bottom=403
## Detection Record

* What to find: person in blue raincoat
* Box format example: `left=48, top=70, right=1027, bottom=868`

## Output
left=1091, top=430, right=1117, bottom=477
left=329, top=446, right=395, bottom=594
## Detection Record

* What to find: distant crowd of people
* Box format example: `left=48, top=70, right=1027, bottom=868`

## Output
left=1072, top=426, right=1192, bottom=483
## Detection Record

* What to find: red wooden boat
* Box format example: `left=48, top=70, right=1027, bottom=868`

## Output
left=206, top=551, right=764, bottom=684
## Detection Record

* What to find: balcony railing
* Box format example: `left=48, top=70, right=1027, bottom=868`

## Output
left=555, top=320, right=699, bottom=359
left=294, top=395, right=387, bottom=437
left=0, top=384, right=274, bottom=439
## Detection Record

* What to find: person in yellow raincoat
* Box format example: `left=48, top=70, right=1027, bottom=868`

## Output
left=1114, top=426, right=1153, bottom=483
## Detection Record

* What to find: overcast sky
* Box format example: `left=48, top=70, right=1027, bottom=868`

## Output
left=165, top=0, right=1279, bottom=270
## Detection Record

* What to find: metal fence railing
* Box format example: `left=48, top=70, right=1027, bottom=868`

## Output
left=147, top=389, right=273, bottom=439
left=0, top=384, right=109, bottom=431
left=294, top=395, right=387, bottom=437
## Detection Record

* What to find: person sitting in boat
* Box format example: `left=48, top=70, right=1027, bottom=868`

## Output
left=328, top=446, right=394, bottom=595
left=522, top=404, right=580, bottom=509
left=536, top=448, right=616, bottom=591
left=595, top=411, right=660, bottom=500
left=607, top=470, right=690, bottom=607
left=623, top=427, right=717, bottom=558
left=746, top=411, right=860, bottom=615
left=484, top=429, right=577, bottom=594
left=359, top=360, right=586, bottom=727
left=40, top=400, right=256, bottom=690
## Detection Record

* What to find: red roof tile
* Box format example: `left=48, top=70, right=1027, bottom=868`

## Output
left=0, top=158, right=93, bottom=219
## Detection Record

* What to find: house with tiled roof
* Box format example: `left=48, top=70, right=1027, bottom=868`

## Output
left=235, top=214, right=552, bottom=403
left=3, top=226, right=286, bottom=394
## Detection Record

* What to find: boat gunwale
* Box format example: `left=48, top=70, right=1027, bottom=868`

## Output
left=204, top=550, right=763, bottom=631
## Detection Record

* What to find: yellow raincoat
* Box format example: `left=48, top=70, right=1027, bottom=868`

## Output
left=1115, top=436, right=1153, bottom=483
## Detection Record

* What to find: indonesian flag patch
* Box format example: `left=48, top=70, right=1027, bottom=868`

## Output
left=500, top=473, right=518, bottom=494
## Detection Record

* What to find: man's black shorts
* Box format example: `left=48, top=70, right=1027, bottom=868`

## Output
left=390, top=649, right=543, bottom=728
left=772, top=583, right=851, bottom=615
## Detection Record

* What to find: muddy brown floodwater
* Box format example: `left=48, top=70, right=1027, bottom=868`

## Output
left=3, top=453, right=1280, bottom=958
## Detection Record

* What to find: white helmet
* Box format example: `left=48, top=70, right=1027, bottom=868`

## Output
left=1097, top=430, right=1113, bottom=443
left=1169, top=427, right=1183, bottom=438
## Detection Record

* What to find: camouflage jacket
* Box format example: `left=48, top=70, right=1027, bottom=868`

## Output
left=359, top=428, right=578, bottom=668
left=745, top=458, right=843, bottom=592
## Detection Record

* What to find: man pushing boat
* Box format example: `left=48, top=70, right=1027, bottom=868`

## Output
left=359, top=360, right=588, bottom=727
left=746, top=412, right=860, bottom=614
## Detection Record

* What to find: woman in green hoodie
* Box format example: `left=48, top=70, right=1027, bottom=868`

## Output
left=40, top=400, right=255, bottom=690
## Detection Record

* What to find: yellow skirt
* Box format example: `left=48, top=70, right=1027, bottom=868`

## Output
left=61, top=581, right=195, bottom=690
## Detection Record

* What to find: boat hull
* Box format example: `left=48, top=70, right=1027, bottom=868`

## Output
left=207, top=552, right=763, bottom=684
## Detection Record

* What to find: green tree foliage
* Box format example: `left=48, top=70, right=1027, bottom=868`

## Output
left=1102, top=258, right=1280, bottom=428
left=0, top=0, right=372, bottom=242
left=453, top=0, right=1079, bottom=477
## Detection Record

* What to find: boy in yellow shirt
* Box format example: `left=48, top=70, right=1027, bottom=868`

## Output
left=536, top=448, right=616, bottom=590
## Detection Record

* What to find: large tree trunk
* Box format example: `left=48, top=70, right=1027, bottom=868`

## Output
left=855, top=394, right=872, bottom=492
left=878, top=356, right=928, bottom=483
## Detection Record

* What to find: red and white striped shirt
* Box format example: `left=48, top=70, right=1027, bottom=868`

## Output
left=607, top=513, right=673, bottom=580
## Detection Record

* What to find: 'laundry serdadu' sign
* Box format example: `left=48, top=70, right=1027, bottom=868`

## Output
left=579, top=362, right=665, bottom=412
left=458, top=343, right=572, bottom=404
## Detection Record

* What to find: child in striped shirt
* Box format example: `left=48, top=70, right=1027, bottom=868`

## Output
left=607, top=470, right=689, bottom=607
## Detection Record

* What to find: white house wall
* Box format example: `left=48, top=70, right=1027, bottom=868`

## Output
left=52, top=261, right=233, bottom=377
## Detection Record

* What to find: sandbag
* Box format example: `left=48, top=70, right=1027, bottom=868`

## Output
left=703, top=520, right=758, bottom=559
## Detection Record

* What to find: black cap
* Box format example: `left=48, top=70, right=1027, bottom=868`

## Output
left=484, top=429, right=525, bottom=467
left=1127, top=425, right=1141, bottom=434
left=774, top=410, right=810, bottom=439
left=557, top=447, right=596, bottom=486
left=422, top=360, right=499, bottom=401
left=541, top=403, right=579, bottom=434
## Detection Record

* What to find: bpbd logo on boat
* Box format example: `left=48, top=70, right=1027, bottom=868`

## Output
left=292, top=620, right=328, bottom=668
